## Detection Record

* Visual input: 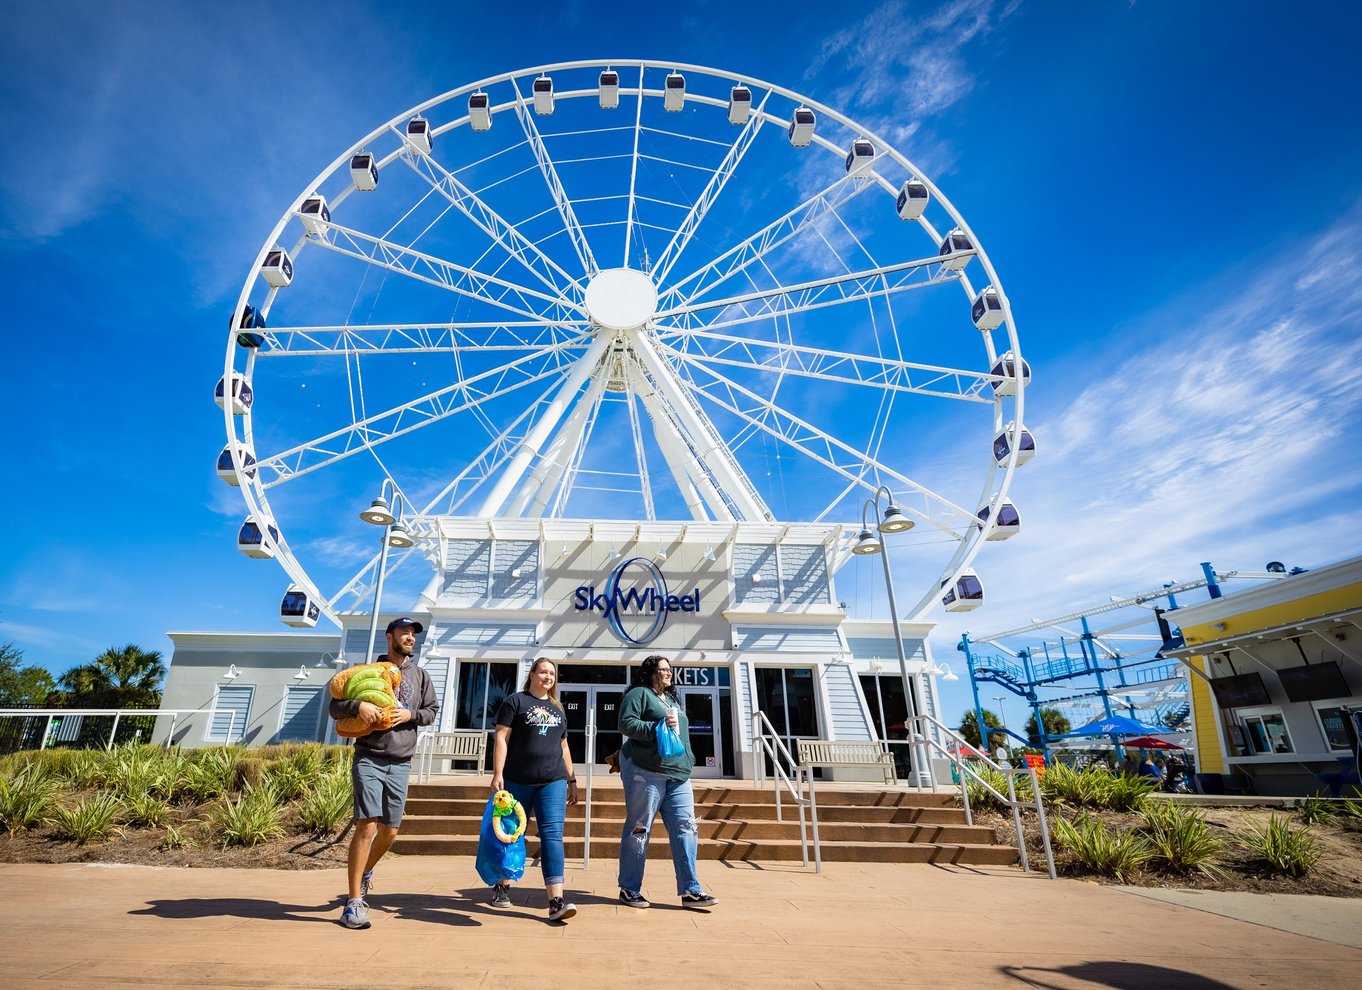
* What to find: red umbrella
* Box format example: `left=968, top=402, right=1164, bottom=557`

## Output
left=1121, top=735, right=1184, bottom=750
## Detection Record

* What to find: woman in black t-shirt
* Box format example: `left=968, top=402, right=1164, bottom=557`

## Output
left=491, top=657, right=579, bottom=922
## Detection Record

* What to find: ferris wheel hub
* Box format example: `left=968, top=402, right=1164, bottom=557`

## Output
left=583, top=267, right=658, bottom=331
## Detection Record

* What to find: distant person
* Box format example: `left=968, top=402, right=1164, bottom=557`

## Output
left=329, top=617, right=439, bottom=930
left=1137, top=755, right=1161, bottom=781
left=615, top=654, right=718, bottom=910
left=1120, top=753, right=1139, bottom=776
left=490, top=657, right=579, bottom=923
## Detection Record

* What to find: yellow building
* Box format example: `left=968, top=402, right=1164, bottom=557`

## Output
left=1163, top=556, right=1362, bottom=796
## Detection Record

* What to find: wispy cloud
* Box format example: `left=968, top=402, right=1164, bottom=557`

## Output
left=927, top=202, right=1362, bottom=647
left=806, top=0, right=1014, bottom=173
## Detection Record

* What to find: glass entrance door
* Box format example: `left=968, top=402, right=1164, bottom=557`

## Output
left=560, top=686, right=624, bottom=770
left=683, top=688, right=723, bottom=779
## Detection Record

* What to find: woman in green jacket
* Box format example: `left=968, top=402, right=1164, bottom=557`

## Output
left=615, top=654, right=718, bottom=910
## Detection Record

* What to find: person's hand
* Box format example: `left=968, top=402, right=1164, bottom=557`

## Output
left=567, top=779, right=579, bottom=806
left=388, top=707, right=412, bottom=726
left=356, top=701, right=382, bottom=724
left=490, top=774, right=504, bottom=793
left=664, top=708, right=679, bottom=729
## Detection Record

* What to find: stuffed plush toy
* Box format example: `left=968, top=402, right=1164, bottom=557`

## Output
left=328, top=662, right=402, bottom=738
left=476, top=790, right=528, bottom=884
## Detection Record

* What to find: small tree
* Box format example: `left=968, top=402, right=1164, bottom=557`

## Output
left=958, top=708, right=1005, bottom=750
left=0, top=642, right=57, bottom=706
left=1024, top=707, right=1071, bottom=746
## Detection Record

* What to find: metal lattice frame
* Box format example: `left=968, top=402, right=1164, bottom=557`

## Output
left=222, top=59, right=1028, bottom=623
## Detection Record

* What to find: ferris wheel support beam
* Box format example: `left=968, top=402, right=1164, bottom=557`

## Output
left=313, top=219, right=584, bottom=324
left=660, top=329, right=999, bottom=402
left=511, top=79, right=598, bottom=277
left=476, top=331, right=614, bottom=517
left=258, top=321, right=593, bottom=356
left=400, top=149, right=583, bottom=302
left=631, top=330, right=770, bottom=521
left=670, top=354, right=975, bottom=535
left=624, top=372, right=657, bottom=521
left=256, top=341, right=583, bottom=485
left=656, top=250, right=962, bottom=329
left=657, top=176, right=870, bottom=311
left=622, top=64, right=647, bottom=269
left=511, top=366, right=610, bottom=518
left=633, top=362, right=726, bottom=521
left=649, top=95, right=769, bottom=285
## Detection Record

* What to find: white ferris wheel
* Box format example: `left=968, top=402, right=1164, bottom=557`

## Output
left=217, top=59, right=1033, bottom=630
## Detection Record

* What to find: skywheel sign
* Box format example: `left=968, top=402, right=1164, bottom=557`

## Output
left=573, top=557, right=702, bottom=645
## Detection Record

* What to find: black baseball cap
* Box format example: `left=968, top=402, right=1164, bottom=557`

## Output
left=385, top=617, right=424, bottom=635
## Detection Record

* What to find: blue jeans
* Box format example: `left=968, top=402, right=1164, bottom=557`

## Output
left=504, top=777, right=567, bottom=885
left=618, top=754, right=702, bottom=896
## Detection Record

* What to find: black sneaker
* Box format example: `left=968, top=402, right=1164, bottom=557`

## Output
left=548, top=897, right=577, bottom=922
left=680, top=891, right=718, bottom=909
left=618, top=888, right=650, bottom=909
left=491, top=882, right=512, bottom=908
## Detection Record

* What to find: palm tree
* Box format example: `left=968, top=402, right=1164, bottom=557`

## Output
left=958, top=708, right=1005, bottom=750
left=58, top=644, right=165, bottom=708
left=1024, top=707, right=1072, bottom=746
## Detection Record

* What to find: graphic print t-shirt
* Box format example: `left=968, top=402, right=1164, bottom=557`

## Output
left=495, top=691, right=569, bottom=784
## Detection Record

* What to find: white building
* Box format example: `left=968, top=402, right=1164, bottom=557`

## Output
left=160, top=520, right=943, bottom=782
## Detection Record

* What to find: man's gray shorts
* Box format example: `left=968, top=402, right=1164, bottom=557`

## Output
left=351, top=752, right=411, bottom=827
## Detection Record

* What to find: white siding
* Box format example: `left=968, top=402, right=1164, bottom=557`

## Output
left=278, top=687, right=324, bottom=742
left=822, top=663, right=874, bottom=741
left=734, top=626, right=842, bottom=652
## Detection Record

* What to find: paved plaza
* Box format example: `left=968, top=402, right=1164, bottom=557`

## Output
left=3, top=857, right=1360, bottom=989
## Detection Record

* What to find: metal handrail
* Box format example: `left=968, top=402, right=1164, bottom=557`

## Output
left=906, top=711, right=1056, bottom=879
left=751, top=709, right=821, bottom=872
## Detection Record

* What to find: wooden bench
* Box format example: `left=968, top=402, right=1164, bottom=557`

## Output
left=416, top=730, right=487, bottom=781
left=796, top=739, right=895, bottom=784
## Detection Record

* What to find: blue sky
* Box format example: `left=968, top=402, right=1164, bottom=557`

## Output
left=2, top=0, right=1360, bottom=726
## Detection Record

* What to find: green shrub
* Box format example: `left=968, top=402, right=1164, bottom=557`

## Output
left=1140, top=802, right=1224, bottom=875
left=963, top=767, right=1013, bottom=813
left=51, top=793, right=124, bottom=845
left=1106, top=773, right=1157, bottom=812
left=213, top=784, right=286, bottom=847
left=124, top=792, right=172, bottom=828
left=161, top=821, right=193, bottom=850
left=1052, top=812, right=1152, bottom=882
left=1237, top=814, right=1323, bottom=878
left=1297, top=794, right=1339, bottom=827
left=180, top=749, right=239, bottom=802
left=61, top=750, right=107, bottom=790
left=296, top=770, right=354, bottom=836
left=1337, top=788, right=1362, bottom=823
left=233, top=756, right=267, bottom=792
left=0, top=765, right=60, bottom=835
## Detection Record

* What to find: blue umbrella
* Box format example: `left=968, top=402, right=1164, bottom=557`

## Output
left=1065, top=714, right=1171, bottom=737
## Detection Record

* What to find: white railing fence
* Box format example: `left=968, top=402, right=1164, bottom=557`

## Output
left=750, top=710, right=821, bottom=872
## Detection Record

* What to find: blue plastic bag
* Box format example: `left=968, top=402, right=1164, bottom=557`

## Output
left=656, top=719, right=685, bottom=759
left=475, top=791, right=527, bottom=886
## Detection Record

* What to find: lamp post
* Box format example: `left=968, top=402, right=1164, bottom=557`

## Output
left=852, top=485, right=934, bottom=787
left=360, top=479, right=415, bottom=664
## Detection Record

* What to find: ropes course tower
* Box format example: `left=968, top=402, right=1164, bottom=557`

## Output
left=216, top=59, right=1033, bottom=628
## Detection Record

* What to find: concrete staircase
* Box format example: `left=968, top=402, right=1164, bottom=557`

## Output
left=394, top=778, right=1017, bottom=866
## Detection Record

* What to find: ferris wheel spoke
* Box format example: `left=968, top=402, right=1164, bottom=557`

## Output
left=254, top=344, right=581, bottom=486
left=665, top=354, right=977, bottom=536
left=413, top=396, right=551, bottom=517
left=656, top=328, right=997, bottom=402
left=510, top=78, right=598, bottom=277
left=655, top=251, right=960, bottom=332
left=649, top=92, right=771, bottom=286
left=311, top=218, right=584, bottom=323
left=622, top=64, right=647, bottom=269
left=399, top=148, right=584, bottom=301
left=257, top=321, right=594, bottom=356
left=657, top=176, right=872, bottom=311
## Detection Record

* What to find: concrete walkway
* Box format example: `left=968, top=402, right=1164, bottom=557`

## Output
left=3, top=858, right=1359, bottom=989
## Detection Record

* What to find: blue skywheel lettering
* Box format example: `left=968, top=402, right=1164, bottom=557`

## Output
left=574, top=557, right=702, bottom=645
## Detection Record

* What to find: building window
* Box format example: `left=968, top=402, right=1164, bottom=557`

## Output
left=1313, top=703, right=1354, bottom=751
left=208, top=685, right=253, bottom=743
left=1239, top=710, right=1293, bottom=755
left=453, top=661, right=519, bottom=754
left=277, top=686, right=325, bottom=743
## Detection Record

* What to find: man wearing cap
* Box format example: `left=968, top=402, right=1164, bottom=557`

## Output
left=329, top=617, right=439, bottom=930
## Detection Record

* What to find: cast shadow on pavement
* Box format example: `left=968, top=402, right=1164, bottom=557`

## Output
left=1001, top=961, right=1238, bottom=990
left=129, top=899, right=339, bottom=924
